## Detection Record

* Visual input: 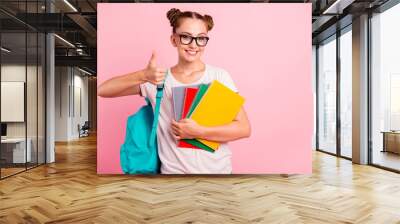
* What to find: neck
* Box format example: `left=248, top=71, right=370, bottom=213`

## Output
left=174, top=60, right=205, bottom=75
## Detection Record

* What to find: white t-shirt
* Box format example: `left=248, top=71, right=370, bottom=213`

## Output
left=139, top=64, right=238, bottom=174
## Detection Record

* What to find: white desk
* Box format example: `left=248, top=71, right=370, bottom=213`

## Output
left=1, top=138, right=31, bottom=163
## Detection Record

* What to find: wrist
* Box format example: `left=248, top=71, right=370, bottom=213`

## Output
left=197, top=126, right=208, bottom=139
left=138, top=69, right=148, bottom=83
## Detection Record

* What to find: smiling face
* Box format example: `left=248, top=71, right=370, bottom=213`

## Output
left=170, top=18, right=209, bottom=63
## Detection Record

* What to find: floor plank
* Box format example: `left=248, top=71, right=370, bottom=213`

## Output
left=1, top=134, right=400, bottom=223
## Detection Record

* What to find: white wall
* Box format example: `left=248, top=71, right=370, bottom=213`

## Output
left=55, top=67, right=89, bottom=141
left=55, top=66, right=69, bottom=141
left=72, top=72, right=89, bottom=138
left=1, top=65, right=39, bottom=137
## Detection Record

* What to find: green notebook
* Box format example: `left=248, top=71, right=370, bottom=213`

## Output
left=182, top=84, right=215, bottom=152
left=187, top=84, right=210, bottom=118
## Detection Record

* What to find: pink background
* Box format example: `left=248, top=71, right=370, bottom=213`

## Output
left=97, top=3, right=313, bottom=174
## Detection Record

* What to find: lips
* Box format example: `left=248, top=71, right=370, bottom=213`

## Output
left=185, top=49, right=197, bottom=56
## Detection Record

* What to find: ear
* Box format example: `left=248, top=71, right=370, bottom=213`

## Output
left=170, top=34, right=177, bottom=47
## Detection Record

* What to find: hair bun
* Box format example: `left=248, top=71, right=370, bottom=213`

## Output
left=203, top=14, right=214, bottom=31
left=167, top=8, right=181, bottom=27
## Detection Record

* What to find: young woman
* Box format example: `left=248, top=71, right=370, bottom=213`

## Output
left=98, top=8, right=251, bottom=174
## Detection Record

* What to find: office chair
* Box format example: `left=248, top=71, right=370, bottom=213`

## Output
left=79, top=121, right=90, bottom=138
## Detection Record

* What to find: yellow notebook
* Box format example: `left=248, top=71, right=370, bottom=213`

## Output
left=189, top=80, right=245, bottom=150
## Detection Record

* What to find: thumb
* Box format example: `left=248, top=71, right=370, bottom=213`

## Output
left=148, top=50, right=157, bottom=68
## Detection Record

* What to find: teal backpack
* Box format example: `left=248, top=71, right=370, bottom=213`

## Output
left=120, top=82, right=165, bottom=174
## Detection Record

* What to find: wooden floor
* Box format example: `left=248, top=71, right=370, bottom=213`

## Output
left=1, top=163, right=45, bottom=178
left=1, top=167, right=26, bottom=178
left=373, top=150, right=400, bottom=171
left=1, top=134, right=400, bottom=224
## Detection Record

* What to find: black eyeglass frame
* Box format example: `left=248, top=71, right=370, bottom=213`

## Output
left=175, top=33, right=210, bottom=47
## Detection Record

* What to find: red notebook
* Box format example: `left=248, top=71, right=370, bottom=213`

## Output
left=178, top=87, right=200, bottom=149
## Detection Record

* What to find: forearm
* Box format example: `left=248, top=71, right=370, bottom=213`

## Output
left=198, top=121, right=251, bottom=143
left=98, top=69, right=146, bottom=97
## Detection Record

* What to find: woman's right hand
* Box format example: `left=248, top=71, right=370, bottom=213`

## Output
left=143, top=51, right=167, bottom=85
left=97, top=50, right=166, bottom=98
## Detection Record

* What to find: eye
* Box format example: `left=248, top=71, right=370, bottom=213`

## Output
left=197, top=37, right=208, bottom=41
left=181, top=34, right=191, bottom=39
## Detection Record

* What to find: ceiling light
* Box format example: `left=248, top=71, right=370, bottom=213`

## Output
left=1, top=47, right=11, bottom=53
left=54, top=34, right=75, bottom=48
left=322, top=0, right=355, bottom=15
left=323, top=0, right=341, bottom=14
left=63, top=0, right=78, bottom=12
left=78, top=67, right=93, bottom=76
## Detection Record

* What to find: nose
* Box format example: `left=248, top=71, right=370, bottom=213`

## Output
left=189, top=39, right=197, bottom=48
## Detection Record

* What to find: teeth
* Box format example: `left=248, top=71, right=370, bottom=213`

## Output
left=186, top=50, right=197, bottom=55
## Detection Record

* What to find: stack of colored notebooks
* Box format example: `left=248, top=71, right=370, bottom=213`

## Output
left=172, top=80, right=245, bottom=152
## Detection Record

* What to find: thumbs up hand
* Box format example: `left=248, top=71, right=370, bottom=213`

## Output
left=143, top=50, right=167, bottom=85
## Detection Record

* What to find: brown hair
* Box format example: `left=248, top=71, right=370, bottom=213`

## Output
left=166, top=8, right=214, bottom=33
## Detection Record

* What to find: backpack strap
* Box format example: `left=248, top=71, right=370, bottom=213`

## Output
left=148, top=71, right=168, bottom=147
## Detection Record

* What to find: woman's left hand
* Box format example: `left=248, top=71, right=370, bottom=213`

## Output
left=171, top=119, right=204, bottom=140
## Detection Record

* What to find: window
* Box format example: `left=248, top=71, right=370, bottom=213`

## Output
left=0, top=1, right=46, bottom=179
left=317, top=36, right=337, bottom=154
left=371, top=2, right=400, bottom=171
left=339, top=27, right=352, bottom=158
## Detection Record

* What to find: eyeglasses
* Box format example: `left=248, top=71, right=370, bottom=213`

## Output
left=176, top=33, right=209, bottom=47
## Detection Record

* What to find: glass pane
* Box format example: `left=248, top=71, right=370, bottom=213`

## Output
left=1, top=31, right=27, bottom=177
left=38, top=32, right=45, bottom=165
left=27, top=31, right=38, bottom=169
left=312, top=45, right=317, bottom=150
left=318, top=36, right=337, bottom=154
left=340, top=28, right=352, bottom=158
left=26, top=0, right=39, bottom=169
left=371, top=4, right=400, bottom=171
